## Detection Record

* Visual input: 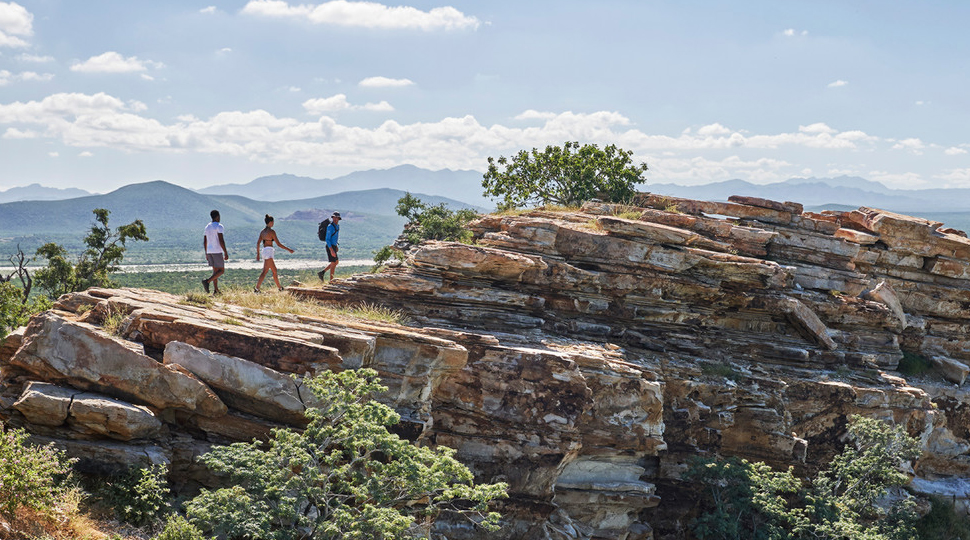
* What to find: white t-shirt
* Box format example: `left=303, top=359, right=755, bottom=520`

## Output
left=204, top=221, right=225, bottom=254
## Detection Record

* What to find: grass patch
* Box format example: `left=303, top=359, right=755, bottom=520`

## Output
left=101, top=309, right=126, bottom=336
left=701, top=362, right=740, bottom=381
left=221, top=317, right=243, bottom=326
left=181, top=292, right=213, bottom=307
left=214, top=286, right=411, bottom=326
left=897, top=351, right=933, bottom=376
left=616, top=211, right=643, bottom=220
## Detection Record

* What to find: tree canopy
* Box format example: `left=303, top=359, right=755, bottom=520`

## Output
left=34, top=208, right=148, bottom=298
left=482, top=141, right=648, bottom=210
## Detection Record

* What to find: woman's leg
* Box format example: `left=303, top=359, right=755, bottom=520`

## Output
left=255, top=260, right=271, bottom=291
left=269, top=259, right=282, bottom=289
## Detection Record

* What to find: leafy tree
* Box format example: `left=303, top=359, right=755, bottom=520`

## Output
left=186, top=368, right=507, bottom=540
left=34, top=208, right=148, bottom=298
left=482, top=141, right=648, bottom=210
left=394, top=192, right=479, bottom=244
left=687, top=416, right=922, bottom=540
left=0, top=245, right=50, bottom=339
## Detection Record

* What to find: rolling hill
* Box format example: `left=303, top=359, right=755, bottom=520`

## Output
left=198, top=164, right=492, bottom=208
left=0, top=182, right=479, bottom=264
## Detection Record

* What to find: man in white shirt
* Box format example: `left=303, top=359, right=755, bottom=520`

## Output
left=202, top=209, right=229, bottom=294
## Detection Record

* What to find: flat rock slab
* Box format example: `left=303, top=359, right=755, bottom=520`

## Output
left=11, top=312, right=226, bottom=417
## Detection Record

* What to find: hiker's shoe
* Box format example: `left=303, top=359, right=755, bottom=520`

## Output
left=318, top=270, right=326, bottom=281
left=202, top=279, right=210, bottom=293
left=278, top=287, right=284, bottom=292
left=253, top=287, right=261, bottom=294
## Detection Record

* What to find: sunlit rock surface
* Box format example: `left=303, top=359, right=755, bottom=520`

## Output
left=6, top=193, right=970, bottom=539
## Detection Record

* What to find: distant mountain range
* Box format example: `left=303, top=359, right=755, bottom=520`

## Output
left=0, top=181, right=481, bottom=264
left=197, top=164, right=492, bottom=208
left=647, top=175, right=970, bottom=213
left=0, top=183, right=90, bottom=203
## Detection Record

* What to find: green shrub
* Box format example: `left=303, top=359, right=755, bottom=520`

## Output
left=372, top=245, right=406, bottom=268
left=898, top=351, right=933, bottom=376
left=186, top=368, right=507, bottom=539
left=395, top=192, right=478, bottom=244
left=0, top=428, right=76, bottom=519
left=916, top=495, right=970, bottom=540
left=98, top=463, right=171, bottom=526
left=152, top=513, right=211, bottom=540
left=687, top=416, right=922, bottom=540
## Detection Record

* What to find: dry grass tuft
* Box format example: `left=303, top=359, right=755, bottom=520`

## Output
left=216, top=285, right=411, bottom=326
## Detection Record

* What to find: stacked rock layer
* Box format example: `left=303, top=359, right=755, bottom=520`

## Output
left=4, top=193, right=970, bottom=539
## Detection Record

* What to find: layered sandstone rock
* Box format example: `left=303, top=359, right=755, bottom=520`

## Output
left=6, top=193, right=970, bottom=539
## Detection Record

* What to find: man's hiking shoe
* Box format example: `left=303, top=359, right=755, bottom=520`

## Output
left=318, top=270, right=326, bottom=281
left=278, top=287, right=284, bottom=292
left=202, top=279, right=210, bottom=293
left=253, top=287, right=260, bottom=294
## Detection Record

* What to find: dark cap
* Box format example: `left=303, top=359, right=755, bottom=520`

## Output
left=332, top=212, right=341, bottom=219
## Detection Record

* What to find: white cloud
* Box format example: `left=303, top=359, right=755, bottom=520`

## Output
left=827, top=80, right=848, bottom=88
left=2, top=126, right=35, bottom=138
left=17, top=53, right=52, bottom=62
left=361, top=100, right=393, bottom=111
left=219, top=47, right=232, bottom=53
left=47, top=151, right=58, bottom=157
left=696, top=123, right=732, bottom=136
left=303, top=94, right=351, bottom=112
left=799, top=123, right=836, bottom=134
left=140, top=73, right=155, bottom=81
left=0, top=1, right=32, bottom=48
left=0, top=69, right=53, bottom=85
left=515, top=110, right=558, bottom=121
left=78, top=151, right=93, bottom=157
left=71, top=52, right=163, bottom=74
left=936, top=168, right=970, bottom=188
left=302, top=93, right=393, bottom=113
left=200, top=6, right=217, bottom=14
left=892, top=138, right=925, bottom=154
left=288, top=86, right=301, bottom=92
left=868, top=170, right=927, bottom=189
left=945, top=146, right=968, bottom=156
left=358, top=76, right=414, bottom=88
left=1, top=91, right=954, bottom=186
left=782, top=28, right=808, bottom=37
left=241, top=0, right=480, bottom=31
left=916, top=100, right=928, bottom=106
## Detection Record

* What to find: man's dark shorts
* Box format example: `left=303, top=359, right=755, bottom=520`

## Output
left=327, top=246, right=338, bottom=263
left=206, top=253, right=225, bottom=268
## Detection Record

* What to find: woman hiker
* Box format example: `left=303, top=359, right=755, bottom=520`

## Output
left=254, top=214, right=294, bottom=293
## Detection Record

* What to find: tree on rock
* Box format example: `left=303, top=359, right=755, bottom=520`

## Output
left=482, top=141, right=648, bottom=210
left=186, top=368, right=507, bottom=539
left=34, top=208, right=148, bottom=298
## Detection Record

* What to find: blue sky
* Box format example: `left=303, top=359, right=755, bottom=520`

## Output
left=2, top=0, right=970, bottom=193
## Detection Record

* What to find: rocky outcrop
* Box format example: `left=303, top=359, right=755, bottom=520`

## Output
left=7, top=192, right=970, bottom=539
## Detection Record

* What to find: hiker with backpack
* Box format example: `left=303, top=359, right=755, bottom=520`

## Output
left=318, top=211, right=341, bottom=282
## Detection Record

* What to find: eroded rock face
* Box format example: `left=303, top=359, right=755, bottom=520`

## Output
left=8, top=193, right=970, bottom=539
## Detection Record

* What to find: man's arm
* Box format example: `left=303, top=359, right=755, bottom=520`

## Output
left=203, top=235, right=208, bottom=253
left=218, top=233, right=229, bottom=260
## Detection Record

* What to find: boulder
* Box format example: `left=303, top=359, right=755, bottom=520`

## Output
left=11, top=312, right=226, bottom=417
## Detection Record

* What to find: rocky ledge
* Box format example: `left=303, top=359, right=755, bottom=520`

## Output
left=5, top=193, right=970, bottom=539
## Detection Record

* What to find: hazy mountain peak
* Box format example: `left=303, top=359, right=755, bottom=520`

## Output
left=0, top=183, right=92, bottom=203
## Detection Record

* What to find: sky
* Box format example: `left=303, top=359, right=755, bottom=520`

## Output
left=2, top=0, right=970, bottom=194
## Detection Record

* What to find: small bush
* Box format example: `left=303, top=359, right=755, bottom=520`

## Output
left=0, top=428, right=76, bottom=519
left=916, top=495, right=970, bottom=540
left=152, top=513, right=210, bottom=540
left=898, top=351, right=933, bottom=376
left=97, top=464, right=171, bottom=527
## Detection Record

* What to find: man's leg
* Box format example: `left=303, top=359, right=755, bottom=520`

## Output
left=211, top=267, right=225, bottom=293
